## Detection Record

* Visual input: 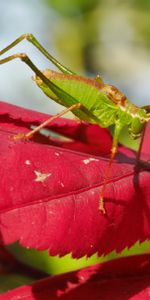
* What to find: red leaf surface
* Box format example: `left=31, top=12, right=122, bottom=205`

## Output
left=0, top=101, right=150, bottom=257
left=0, top=101, right=112, bottom=156
left=1, top=254, right=150, bottom=299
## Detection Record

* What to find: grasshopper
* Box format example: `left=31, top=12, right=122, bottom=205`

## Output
left=0, top=33, right=149, bottom=214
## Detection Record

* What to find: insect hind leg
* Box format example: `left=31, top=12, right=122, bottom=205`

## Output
left=0, top=33, right=74, bottom=75
left=0, top=52, right=82, bottom=138
left=0, top=52, right=78, bottom=104
left=99, top=122, right=123, bottom=214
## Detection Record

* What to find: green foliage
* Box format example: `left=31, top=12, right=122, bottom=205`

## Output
left=6, top=240, right=150, bottom=276
left=0, top=273, right=34, bottom=294
left=45, top=0, right=100, bottom=16
left=131, top=0, right=150, bottom=10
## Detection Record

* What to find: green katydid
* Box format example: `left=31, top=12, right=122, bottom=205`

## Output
left=0, top=33, right=149, bottom=214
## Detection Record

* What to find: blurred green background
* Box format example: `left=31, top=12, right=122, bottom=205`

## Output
left=1, top=0, right=150, bottom=113
left=0, top=0, right=150, bottom=293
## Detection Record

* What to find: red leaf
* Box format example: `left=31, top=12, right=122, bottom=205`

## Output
left=1, top=254, right=150, bottom=299
left=0, top=101, right=112, bottom=156
left=0, top=101, right=150, bottom=257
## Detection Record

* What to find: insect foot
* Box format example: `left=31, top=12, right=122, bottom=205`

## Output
left=12, top=132, right=30, bottom=141
left=99, top=197, right=106, bottom=215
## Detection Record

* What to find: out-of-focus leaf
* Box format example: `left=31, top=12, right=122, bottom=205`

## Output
left=45, top=0, right=100, bottom=17
left=1, top=254, right=150, bottom=299
left=6, top=240, right=150, bottom=276
left=7, top=242, right=104, bottom=275
left=0, top=273, right=35, bottom=294
left=0, top=246, right=47, bottom=293
left=0, top=101, right=149, bottom=258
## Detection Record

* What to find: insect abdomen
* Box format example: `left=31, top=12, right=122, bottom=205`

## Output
left=34, top=70, right=119, bottom=127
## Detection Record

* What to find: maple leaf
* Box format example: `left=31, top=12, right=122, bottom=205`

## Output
left=0, top=101, right=149, bottom=258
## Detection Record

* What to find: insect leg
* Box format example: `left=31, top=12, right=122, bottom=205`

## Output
left=0, top=33, right=74, bottom=75
left=24, top=103, right=81, bottom=139
left=135, top=123, right=146, bottom=165
left=99, top=122, right=123, bottom=214
left=0, top=53, right=79, bottom=105
left=0, top=53, right=82, bottom=138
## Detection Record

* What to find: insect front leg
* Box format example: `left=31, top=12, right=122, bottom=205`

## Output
left=99, top=122, right=123, bottom=214
left=0, top=53, right=82, bottom=139
left=24, top=103, right=81, bottom=139
left=0, top=33, right=74, bottom=75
